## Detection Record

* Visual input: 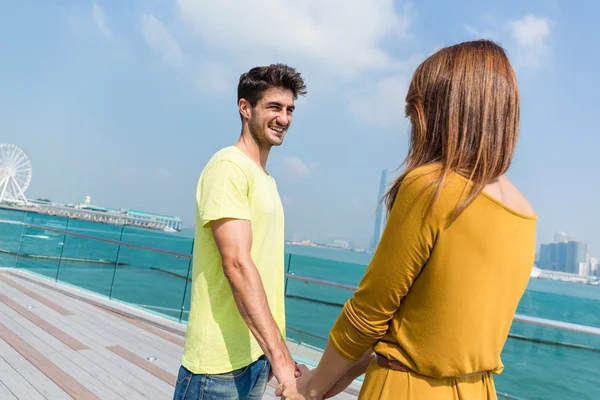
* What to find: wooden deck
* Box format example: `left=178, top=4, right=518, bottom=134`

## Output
left=0, top=269, right=359, bottom=399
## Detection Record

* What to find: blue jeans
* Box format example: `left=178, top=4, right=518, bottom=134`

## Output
left=173, top=356, right=271, bottom=400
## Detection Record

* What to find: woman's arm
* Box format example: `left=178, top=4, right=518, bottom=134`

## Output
left=277, top=171, right=448, bottom=399
left=276, top=344, right=371, bottom=400
left=322, top=349, right=372, bottom=399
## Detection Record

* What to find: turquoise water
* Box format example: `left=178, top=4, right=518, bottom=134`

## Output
left=0, top=208, right=598, bottom=399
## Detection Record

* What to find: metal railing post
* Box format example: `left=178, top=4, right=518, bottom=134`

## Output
left=109, top=225, right=125, bottom=300
left=14, top=212, right=27, bottom=268
left=55, top=218, right=69, bottom=282
left=179, top=259, right=193, bottom=323
left=178, top=238, right=195, bottom=323
left=284, top=253, right=292, bottom=296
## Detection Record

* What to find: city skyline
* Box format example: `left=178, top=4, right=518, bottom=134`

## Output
left=1, top=1, right=599, bottom=255
left=538, top=231, right=598, bottom=277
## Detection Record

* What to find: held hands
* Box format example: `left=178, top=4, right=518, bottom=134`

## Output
left=269, top=361, right=303, bottom=383
left=275, top=364, right=316, bottom=400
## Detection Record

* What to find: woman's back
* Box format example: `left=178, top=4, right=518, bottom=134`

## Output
left=371, top=165, right=537, bottom=378
left=483, top=175, right=535, bottom=217
left=325, top=40, right=536, bottom=400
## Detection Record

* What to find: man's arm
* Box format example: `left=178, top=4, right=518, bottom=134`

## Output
left=211, top=218, right=297, bottom=384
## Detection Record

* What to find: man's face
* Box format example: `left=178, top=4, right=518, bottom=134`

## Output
left=244, top=87, right=295, bottom=148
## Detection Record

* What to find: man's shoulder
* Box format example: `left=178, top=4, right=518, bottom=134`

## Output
left=206, top=146, right=243, bottom=166
left=202, top=147, right=249, bottom=175
left=204, top=146, right=255, bottom=171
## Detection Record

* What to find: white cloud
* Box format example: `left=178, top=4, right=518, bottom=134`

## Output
left=507, top=15, right=552, bottom=69
left=176, top=0, right=412, bottom=77
left=193, top=61, right=232, bottom=95
left=280, top=156, right=313, bottom=179
left=508, top=15, right=552, bottom=47
left=140, top=13, right=185, bottom=66
left=92, top=2, right=111, bottom=38
left=139, top=1, right=417, bottom=122
left=348, top=54, right=422, bottom=128
left=349, top=74, right=411, bottom=128
left=464, top=14, right=552, bottom=71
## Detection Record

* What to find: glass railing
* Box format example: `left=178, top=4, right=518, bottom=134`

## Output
left=0, top=209, right=599, bottom=399
left=0, top=209, right=194, bottom=321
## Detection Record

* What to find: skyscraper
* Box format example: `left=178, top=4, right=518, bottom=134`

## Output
left=371, top=169, right=390, bottom=250
left=538, top=232, right=587, bottom=273
left=566, top=241, right=587, bottom=274
left=554, top=231, right=568, bottom=243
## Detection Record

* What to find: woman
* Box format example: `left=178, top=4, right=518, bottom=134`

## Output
left=276, top=40, right=537, bottom=399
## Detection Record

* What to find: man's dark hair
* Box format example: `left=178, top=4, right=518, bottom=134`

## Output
left=237, top=64, right=307, bottom=109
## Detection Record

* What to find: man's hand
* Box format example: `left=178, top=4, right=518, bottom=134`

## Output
left=275, top=364, right=314, bottom=399
left=272, top=360, right=304, bottom=384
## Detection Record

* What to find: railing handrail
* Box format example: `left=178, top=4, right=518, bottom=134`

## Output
left=2, top=218, right=600, bottom=338
left=1, top=218, right=193, bottom=259
left=285, top=274, right=600, bottom=337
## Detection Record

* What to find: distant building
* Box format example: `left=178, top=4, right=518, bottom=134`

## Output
left=554, top=231, right=568, bottom=243
left=27, top=195, right=182, bottom=232
left=566, top=241, right=587, bottom=274
left=538, top=232, right=587, bottom=274
left=371, top=169, right=393, bottom=250
left=539, top=241, right=568, bottom=271
left=591, top=257, right=599, bottom=277
left=579, top=261, right=591, bottom=277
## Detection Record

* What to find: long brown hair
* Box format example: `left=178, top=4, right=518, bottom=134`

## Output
left=383, top=40, right=520, bottom=222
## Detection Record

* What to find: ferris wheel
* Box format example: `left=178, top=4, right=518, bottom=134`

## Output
left=0, top=144, right=32, bottom=204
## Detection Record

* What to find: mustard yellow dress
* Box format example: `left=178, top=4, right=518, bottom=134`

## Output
left=329, top=165, right=537, bottom=399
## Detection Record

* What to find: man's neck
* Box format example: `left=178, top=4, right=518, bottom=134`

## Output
left=235, top=133, right=270, bottom=171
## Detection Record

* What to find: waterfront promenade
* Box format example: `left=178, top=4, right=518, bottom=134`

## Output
left=0, top=268, right=359, bottom=399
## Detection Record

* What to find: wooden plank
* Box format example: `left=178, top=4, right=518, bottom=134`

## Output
left=0, top=381, right=18, bottom=400
left=0, top=322, right=99, bottom=399
left=18, top=282, right=183, bottom=367
left=18, top=277, right=185, bottom=352
left=78, top=348, right=168, bottom=400
left=0, top=357, right=72, bottom=400
left=0, top=274, right=72, bottom=315
left=69, top=314, right=181, bottom=373
left=5, top=283, right=182, bottom=380
left=108, top=345, right=177, bottom=386
left=16, top=292, right=182, bottom=376
left=0, top=294, right=87, bottom=351
left=4, top=272, right=183, bottom=386
left=0, top=303, right=143, bottom=399
left=86, top=345, right=175, bottom=397
left=100, top=306, right=186, bottom=347
left=0, top=307, right=61, bottom=356
left=0, top=281, right=114, bottom=348
left=0, top=338, right=72, bottom=400
left=44, top=351, right=141, bottom=400
left=0, top=356, right=46, bottom=400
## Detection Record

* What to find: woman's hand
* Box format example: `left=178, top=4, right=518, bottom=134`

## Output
left=275, top=364, right=317, bottom=400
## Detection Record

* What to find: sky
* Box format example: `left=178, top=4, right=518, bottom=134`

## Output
left=0, top=0, right=598, bottom=254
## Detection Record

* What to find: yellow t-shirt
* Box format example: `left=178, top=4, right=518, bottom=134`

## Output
left=182, top=146, right=286, bottom=374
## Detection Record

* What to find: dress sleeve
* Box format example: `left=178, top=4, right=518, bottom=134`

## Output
left=329, top=172, right=447, bottom=361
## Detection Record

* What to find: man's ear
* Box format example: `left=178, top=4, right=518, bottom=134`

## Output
left=239, top=98, right=252, bottom=120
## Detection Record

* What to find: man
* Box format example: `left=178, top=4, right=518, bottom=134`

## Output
left=173, top=64, right=307, bottom=399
